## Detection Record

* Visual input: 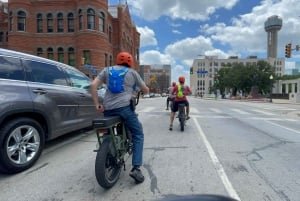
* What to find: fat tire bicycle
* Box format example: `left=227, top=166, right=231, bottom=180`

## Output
left=92, top=93, right=140, bottom=189
left=178, top=103, right=186, bottom=131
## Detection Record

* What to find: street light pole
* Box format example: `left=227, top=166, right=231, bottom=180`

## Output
left=269, top=75, right=273, bottom=102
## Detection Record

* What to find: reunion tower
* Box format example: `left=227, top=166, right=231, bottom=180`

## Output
left=264, top=15, right=282, bottom=58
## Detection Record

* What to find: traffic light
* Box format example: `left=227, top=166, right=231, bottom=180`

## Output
left=190, top=67, right=193, bottom=74
left=285, top=43, right=291, bottom=58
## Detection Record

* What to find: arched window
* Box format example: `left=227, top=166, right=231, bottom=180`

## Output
left=0, top=32, right=3, bottom=43
left=68, top=13, right=74, bottom=32
left=9, top=11, right=13, bottom=32
left=99, top=12, right=105, bottom=32
left=68, top=47, right=75, bottom=66
left=108, top=26, right=112, bottom=43
left=78, top=9, right=83, bottom=30
left=57, top=13, right=64, bottom=33
left=109, top=55, right=112, bottom=66
left=47, top=47, right=54, bottom=60
left=87, top=8, right=95, bottom=30
left=17, top=11, right=26, bottom=31
left=37, top=13, right=43, bottom=33
left=58, top=47, right=64, bottom=63
left=47, top=13, right=53, bottom=32
left=37, top=48, right=43, bottom=57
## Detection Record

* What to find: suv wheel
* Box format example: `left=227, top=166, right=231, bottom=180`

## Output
left=0, top=118, right=45, bottom=174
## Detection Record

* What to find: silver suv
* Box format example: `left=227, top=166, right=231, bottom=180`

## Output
left=0, top=48, right=100, bottom=174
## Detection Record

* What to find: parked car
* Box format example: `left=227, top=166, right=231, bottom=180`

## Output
left=143, top=94, right=150, bottom=98
left=0, top=48, right=101, bottom=174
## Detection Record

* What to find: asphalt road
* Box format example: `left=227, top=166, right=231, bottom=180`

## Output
left=0, top=97, right=299, bottom=201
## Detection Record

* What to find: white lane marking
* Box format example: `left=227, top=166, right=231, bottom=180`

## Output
left=210, top=108, right=222, bottom=113
left=138, top=107, right=156, bottom=113
left=248, top=117, right=297, bottom=121
left=230, top=108, right=250, bottom=115
left=266, top=121, right=300, bottom=134
left=192, top=118, right=241, bottom=201
left=190, top=107, right=200, bottom=114
left=252, top=109, right=275, bottom=116
left=191, top=115, right=231, bottom=119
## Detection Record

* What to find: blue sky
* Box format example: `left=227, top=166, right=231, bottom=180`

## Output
left=108, top=0, right=300, bottom=83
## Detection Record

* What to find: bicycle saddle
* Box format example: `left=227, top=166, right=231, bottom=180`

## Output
left=93, top=116, right=122, bottom=128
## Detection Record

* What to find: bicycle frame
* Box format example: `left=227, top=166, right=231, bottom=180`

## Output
left=93, top=116, right=130, bottom=161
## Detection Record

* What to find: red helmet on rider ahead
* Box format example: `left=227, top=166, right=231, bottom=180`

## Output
left=178, top=76, right=185, bottom=84
left=116, top=52, right=133, bottom=67
left=172, top=82, right=176, bottom=87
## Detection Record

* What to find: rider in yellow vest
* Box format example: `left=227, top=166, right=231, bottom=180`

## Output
left=169, top=76, right=191, bottom=131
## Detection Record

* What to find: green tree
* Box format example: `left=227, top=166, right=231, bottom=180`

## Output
left=214, top=60, right=275, bottom=97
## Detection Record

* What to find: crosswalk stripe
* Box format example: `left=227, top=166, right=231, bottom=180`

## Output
left=210, top=108, right=222, bottom=113
left=230, top=108, right=250, bottom=114
left=251, top=109, right=275, bottom=116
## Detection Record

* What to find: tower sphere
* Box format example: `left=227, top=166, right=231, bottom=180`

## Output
left=264, top=15, right=282, bottom=32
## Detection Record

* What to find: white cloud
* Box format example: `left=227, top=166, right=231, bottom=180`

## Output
left=128, top=0, right=239, bottom=21
left=164, top=36, right=229, bottom=65
left=201, top=0, right=300, bottom=57
left=140, top=50, right=173, bottom=65
left=172, top=30, right=181, bottom=34
left=136, top=26, right=157, bottom=47
left=131, top=0, right=300, bottom=78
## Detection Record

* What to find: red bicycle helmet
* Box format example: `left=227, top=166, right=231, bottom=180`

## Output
left=116, top=52, right=133, bottom=67
left=172, top=82, right=176, bottom=87
left=178, top=76, right=185, bottom=84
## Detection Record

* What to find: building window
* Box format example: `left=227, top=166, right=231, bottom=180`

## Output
left=57, top=13, right=64, bottom=33
left=83, top=50, right=91, bottom=64
left=0, top=32, right=3, bottom=42
left=99, top=12, right=105, bottom=32
left=68, top=13, right=74, bottom=32
left=17, top=11, right=26, bottom=31
left=79, top=9, right=83, bottom=30
left=9, top=12, right=13, bottom=32
left=108, top=26, right=112, bottom=43
left=37, top=48, right=43, bottom=57
left=109, top=55, right=112, bottom=66
left=58, top=47, right=64, bottom=63
left=37, top=13, right=43, bottom=33
left=47, top=47, right=54, bottom=60
left=68, top=47, right=75, bottom=66
left=47, top=13, right=53, bottom=33
left=105, top=53, right=108, bottom=66
left=87, top=8, right=95, bottom=30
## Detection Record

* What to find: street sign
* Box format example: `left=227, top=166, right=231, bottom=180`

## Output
left=197, top=70, right=208, bottom=74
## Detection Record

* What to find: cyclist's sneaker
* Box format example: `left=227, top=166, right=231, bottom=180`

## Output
left=169, top=124, right=173, bottom=131
left=186, top=116, right=190, bottom=120
left=129, top=167, right=145, bottom=183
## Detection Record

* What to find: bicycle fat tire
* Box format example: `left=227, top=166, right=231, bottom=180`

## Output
left=180, top=118, right=185, bottom=131
left=95, top=138, right=122, bottom=189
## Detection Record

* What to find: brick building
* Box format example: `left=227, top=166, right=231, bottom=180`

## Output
left=0, top=0, right=140, bottom=77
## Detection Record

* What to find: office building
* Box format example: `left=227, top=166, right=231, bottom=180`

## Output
left=140, top=64, right=171, bottom=93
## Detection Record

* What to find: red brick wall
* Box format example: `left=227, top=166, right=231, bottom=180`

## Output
left=0, top=0, right=140, bottom=76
